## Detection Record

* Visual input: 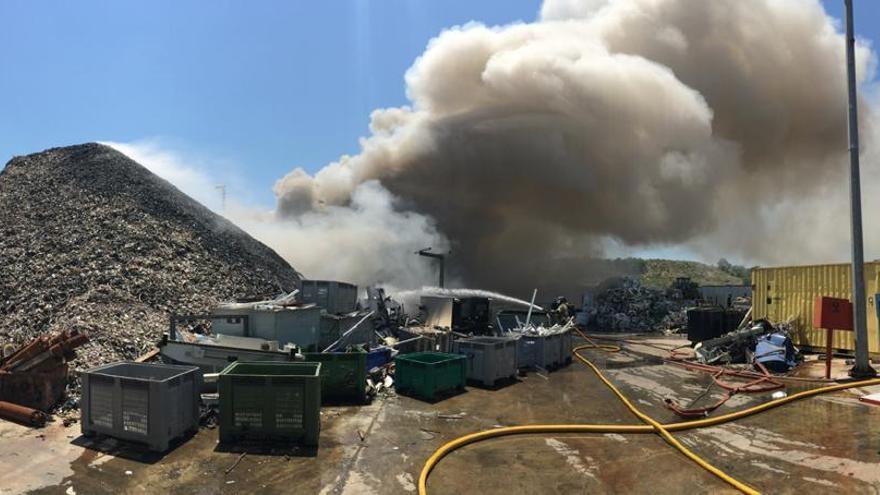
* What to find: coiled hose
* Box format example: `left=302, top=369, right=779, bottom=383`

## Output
left=418, top=333, right=880, bottom=495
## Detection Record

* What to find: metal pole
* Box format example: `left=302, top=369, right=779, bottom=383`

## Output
left=215, top=185, right=226, bottom=212
left=844, top=0, right=875, bottom=377
left=438, top=256, right=445, bottom=288
left=417, top=248, right=447, bottom=288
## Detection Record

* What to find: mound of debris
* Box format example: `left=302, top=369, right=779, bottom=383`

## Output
left=590, top=277, right=687, bottom=332
left=0, top=144, right=301, bottom=389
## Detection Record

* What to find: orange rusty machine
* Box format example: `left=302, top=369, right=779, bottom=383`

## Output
left=0, top=329, right=89, bottom=426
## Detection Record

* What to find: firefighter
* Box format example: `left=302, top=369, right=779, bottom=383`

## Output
left=552, top=296, right=570, bottom=324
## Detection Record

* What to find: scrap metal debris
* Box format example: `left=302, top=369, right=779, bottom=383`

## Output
left=224, top=452, right=247, bottom=475
left=694, top=320, right=800, bottom=370
left=0, top=329, right=89, bottom=417
left=0, top=400, right=48, bottom=427
left=0, top=144, right=301, bottom=409
left=588, top=277, right=691, bottom=332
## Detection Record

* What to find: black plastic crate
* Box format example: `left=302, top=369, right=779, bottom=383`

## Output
left=81, top=362, right=201, bottom=451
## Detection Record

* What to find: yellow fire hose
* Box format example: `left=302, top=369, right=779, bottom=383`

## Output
left=418, top=336, right=880, bottom=495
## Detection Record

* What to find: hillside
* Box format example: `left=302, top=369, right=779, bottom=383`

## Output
left=0, top=143, right=302, bottom=369
left=638, top=258, right=746, bottom=288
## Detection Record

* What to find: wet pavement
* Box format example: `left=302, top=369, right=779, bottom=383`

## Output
left=2, top=335, right=880, bottom=494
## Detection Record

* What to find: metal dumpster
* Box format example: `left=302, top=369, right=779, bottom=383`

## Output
left=81, top=362, right=201, bottom=452
left=300, top=280, right=358, bottom=314
left=558, top=330, right=573, bottom=366
left=452, top=337, right=518, bottom=387
left=516, top=334, right=561, bottom=370
left=303, top=350, right=367, bottom=404
left=394, top=352, right=466, bottom=401
left=218, top=361, right=322, bottom=446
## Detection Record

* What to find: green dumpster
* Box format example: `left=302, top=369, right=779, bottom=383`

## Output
left=394, top=352, right=466, bottom=401
left=304, top=350, right=367, bottom=404
left=218, top=361, right=322, bottom=446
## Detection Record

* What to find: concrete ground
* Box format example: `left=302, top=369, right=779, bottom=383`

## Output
left=2, top=335, right=880, bottom=495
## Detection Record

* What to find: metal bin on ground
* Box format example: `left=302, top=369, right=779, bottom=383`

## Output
left=452, top=337, right=518, bottom=387
left=516, top=334, right=561, bottom=370
left=218, top=362, right=322, bottom=446
left=558, top=330, right=573, bottom=366
left=394, top=352, right=466, bottom=401
left=303, top=350, right=367, bottom=404
left=81, top=362, right=201, bottom=452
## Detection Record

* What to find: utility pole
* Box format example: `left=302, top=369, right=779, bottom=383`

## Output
left=844, top=0, right=875, bottom=378
left=416, top=247, right=447, bottom=288
left=215, top=185, right=227, bottom=212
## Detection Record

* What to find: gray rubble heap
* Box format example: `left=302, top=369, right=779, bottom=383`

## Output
left=0, top=143, right=301, bottom=385
left=591, top=277, right=685, bottom=332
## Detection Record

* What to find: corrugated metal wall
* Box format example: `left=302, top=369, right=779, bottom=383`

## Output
left=752, top=263, right=880, bottom=354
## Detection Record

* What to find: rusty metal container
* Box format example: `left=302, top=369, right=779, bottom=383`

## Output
left=752, top=263, right=880, bottom=355
left=0, top=365, right=69, bottom=411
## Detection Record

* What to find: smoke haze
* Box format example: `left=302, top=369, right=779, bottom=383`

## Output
left=269, top=0, right=878, bottom=294
left=112, top=0, right=880, bottom=297
left=229, top=181, right=450, bottom=292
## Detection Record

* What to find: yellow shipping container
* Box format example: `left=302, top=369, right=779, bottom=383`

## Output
left=752, top=263, right=880, bottom=355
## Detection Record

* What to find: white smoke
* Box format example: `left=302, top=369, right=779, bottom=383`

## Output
left=111, top=1, right=880, bottom=297
left=272, top=0, right=879, bottom=293
left=101, top=140, right=223, bottom=211
left=227, top=181, right=449, bottom=291
left=103, top=140, right=450, bottom=291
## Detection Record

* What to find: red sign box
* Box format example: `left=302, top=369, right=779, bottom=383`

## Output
left=813, top=296, right=854, bottom=331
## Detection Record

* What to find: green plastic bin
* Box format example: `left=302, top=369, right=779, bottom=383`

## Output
left=218, top=361, right=322, bottom=446
left=303, top=350, right=367, bottom=404
left=394, top=352, right=466, bottom=401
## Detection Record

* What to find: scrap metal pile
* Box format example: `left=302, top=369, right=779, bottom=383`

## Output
left=590, top=277, right=690, bottom=332
left=694, top=319, right=800, bottom=371
left=0, top=329, right=89, bottom=425
left=0, top=144, right=301, bottom=398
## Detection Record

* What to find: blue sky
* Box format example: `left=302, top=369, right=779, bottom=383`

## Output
left=0, top=0, right=877, bottom=211
left=0, top=0, right=543, bottom=205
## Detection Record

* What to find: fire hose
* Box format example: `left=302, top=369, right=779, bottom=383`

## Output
left=664, top=362, right=783, bottom=418
left=580, top=333, right=830, bottom=418
left=418, top=332, right=880, bottom=495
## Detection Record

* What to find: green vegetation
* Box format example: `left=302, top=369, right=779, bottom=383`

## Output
left=637, top=258, right=746, bottom=288
left=715, top=258, right=752, bottom=285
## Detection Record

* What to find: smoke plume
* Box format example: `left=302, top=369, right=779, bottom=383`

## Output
left=230, top=181, right=449, bottom=292
left=272, top=0, right=878, bottom=294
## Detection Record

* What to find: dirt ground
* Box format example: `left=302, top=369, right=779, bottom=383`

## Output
left=2, top=336, right=880, bottom=494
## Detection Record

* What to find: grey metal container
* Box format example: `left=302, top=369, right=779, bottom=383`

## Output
left=516, top=334, right=561, bottom=370
left=300, top=280, right=358, bottom=314
left=453, top=337, right=518, bottom=387
left=558, top=330, right=573, bottom=366
left=545, top=333, right=563, bottom=368
left=319, top=312, right=374, bottom=350
left=81, top=362, right=201, bottom=452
